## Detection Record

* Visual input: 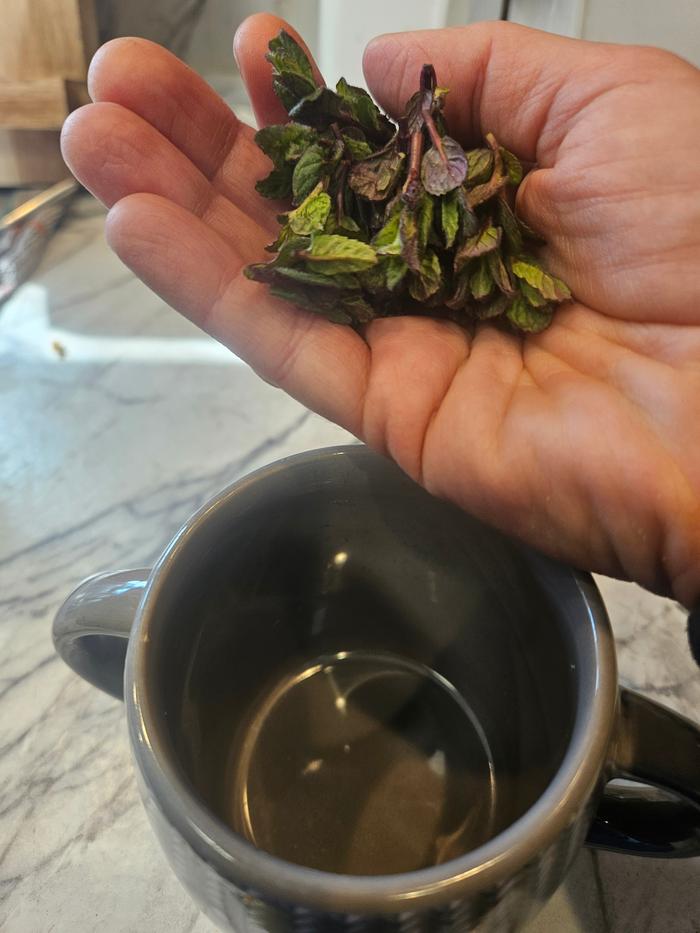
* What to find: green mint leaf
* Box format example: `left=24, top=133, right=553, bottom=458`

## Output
left=302, top=233, right=378, bottom=274
left=441, top=190, right=460, bottom=248
left=292, top=144, right=327, bottom=202
left=341, top=130, right=373, bottom=160
left=360, top=254, right=407, bottom=292
left=287, top=185, right=331, bottom=235
left=384, top=256, right=408, bottom=290
left=246, top=234, right=311, bottom=277
left=465, top=148, right=494, bottom=186
left=277, top=266, right=360, bottom=290
left=510, top=258, right=571, bottom=302
left=421, top=136, right=468, bottom=195
left=487, top=250, right=514, bottom=295
left=268, top=279, right=375, bottom=325
left=272, top=74, right=318, bottom=114
left=408, top=250, right=442, bottom=302
left=254, top=123, right=317, bottom=166
left=267, top=282, right=352, bottom=324
left=475, top=293, right=510, bottom=320
left=348, top=150, right=405, bottom=201
left=519, top=279, right=548, bottom=307
left=247, top=254, right=360, bottom=291
left=339, top=293, right=375, bottom=323
left=290, top=85, right=393, bottom=142
left=288, top=86, right=343, bottom=128
left=500, top=147, right=523, bottom=185
left=324, top=212, right=363, bottom=237
left=267, top=30, right=314, bottom=82
left=497, top=198, right=523, bottom=253
left=454, top=224, right=502, bottom=271
left=266, top=30, right=318, bottom=112
left=336, top=78, right=394, bottom=139
left=470, top=258, right=493, bottom=299
left=256, top=167, right=293, bottom=200
left=372, top=208, right=402, bottom=255
left=506, top=295, right=553, bottom=333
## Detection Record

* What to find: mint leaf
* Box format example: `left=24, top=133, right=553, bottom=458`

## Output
left=372, top=209, right=402, bottom=255
left=501, top=147, right=523, bottom=185
left=476, top=293, right=509, bottom=320
left=302, top=233, right=377, bottom=274
left=417, top=194, right=434, bottom=251
left=466, top=166, right=507, bottom=208
left=290, top=85, right=393, bottom=142
left=341, top=130, right=373, bottom=160
left=266, top=31, right=318, bottom=113
left=486, top=250, right=514, bottom=295
left=510, top=258, right=571, bottom=302
left=454, top=224, right=501, bottom=270
left=256, top=167, right=293, bottom=200
left=255, top=123, right=317, bottom=166
left=399, top=208, right=420, bottom=272
left=519, top=279, right=548, bottom=307
left=497, top=198, right=523, bottom=253
left=421, top=136, right=468, bottom=195
left=445, top=271, right=471, bottom=311
left=441, top=190, right=460, bottom=248
left=292, top=144, right=327, bottom=202
left=465, top=148, right=494, bottom=186
left=506, top=295, right=553, bottom=333
left=348, top=150, right=405, bottom=201
left=384, top=256, right=408, bottom=290
left=278, top=266, right=360, bottom=290
left=409, top=250, right=442, bottom=302
left=470, top=258, right=493, bottom=299
left=267, top=282, right=352, bottom=324
left=287, top=185, right=331, bottom=235
left=336, top=77, right=394, bottom=139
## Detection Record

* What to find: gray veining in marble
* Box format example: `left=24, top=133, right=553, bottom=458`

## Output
left=0, top=194, right=698, bottom=931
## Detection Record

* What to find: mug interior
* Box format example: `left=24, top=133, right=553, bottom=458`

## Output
left=144, top=447, right=578, bottom=877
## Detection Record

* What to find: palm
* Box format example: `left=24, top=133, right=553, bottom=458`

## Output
left=62, top=18, right=700, bottom=605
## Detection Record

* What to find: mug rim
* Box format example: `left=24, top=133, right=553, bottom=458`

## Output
left=125, top=445, right=619, bottom=913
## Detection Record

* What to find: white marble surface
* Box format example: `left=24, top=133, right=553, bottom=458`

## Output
left=0, top=194, right=699, bottom=932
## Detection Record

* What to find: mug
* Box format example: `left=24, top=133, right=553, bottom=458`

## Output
left=53, top=446, right=700, bottom=932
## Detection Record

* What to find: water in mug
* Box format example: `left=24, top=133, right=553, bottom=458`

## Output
left=225, top=651, right=497, bottom=876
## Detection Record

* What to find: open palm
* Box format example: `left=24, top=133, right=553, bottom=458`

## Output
left=61, top=15, right=700, bottom=606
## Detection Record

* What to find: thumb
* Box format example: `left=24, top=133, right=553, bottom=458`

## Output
left=363, top=21, right=627, bottom=164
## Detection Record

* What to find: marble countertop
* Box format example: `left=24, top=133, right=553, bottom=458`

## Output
left=1, top=193, right=699, bottom=933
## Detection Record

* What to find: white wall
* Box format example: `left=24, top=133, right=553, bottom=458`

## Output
left=581, top=0, right=700, bottom=64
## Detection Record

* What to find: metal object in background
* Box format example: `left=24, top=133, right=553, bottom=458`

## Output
left=0, top=176, right=78, bottom=304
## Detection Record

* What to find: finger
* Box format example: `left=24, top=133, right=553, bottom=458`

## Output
left=105, top=193, right=369, bottom=432
left=363, top=21, right=628, bottom=163
left=86, top=37, right=267, bottom=215
left=61, top=101, right=273, bottom=248
left=234, top=12, right=324, bottom=128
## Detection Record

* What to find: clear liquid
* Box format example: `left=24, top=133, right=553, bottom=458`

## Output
left=226, top=651, right=496, bottom=876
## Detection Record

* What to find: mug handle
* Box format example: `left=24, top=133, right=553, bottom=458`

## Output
left=586, top=688, right=700, bottom=857
left=52, top=569, right=150, bottom=700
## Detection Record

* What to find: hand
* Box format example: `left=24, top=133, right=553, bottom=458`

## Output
left=61, top=15, right=700, bottom=606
